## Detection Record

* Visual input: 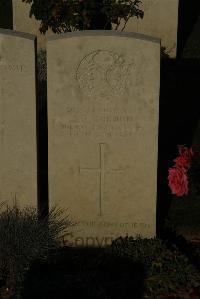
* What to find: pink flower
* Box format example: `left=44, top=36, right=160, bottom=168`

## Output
left=168, top=167, right=189, bottom=196
left=173, top=145, right=194, bottom=170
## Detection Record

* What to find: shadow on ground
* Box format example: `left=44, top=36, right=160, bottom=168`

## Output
left=21, top=247, right=145, bottom=299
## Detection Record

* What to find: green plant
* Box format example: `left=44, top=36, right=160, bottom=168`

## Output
left=0, top=204, right=72, bottom=298
left=111, top=237, right=200, bottom=298
left=22, top=0, right=144, bottom=33
left=36, top=49, right=47, bottom=111
left=161, top=46, right=170, bottom=59
left=37, top=49, right=47, bottom=82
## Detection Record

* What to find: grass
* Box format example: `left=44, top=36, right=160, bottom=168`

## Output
left=0, top=196, right=200, bottom=299
left=0, top=204, right=72, bottom=299
left=20, top=237, right=200, bottom=299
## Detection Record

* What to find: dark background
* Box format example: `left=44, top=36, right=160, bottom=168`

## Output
left=0, top=0, right=12, bottom=29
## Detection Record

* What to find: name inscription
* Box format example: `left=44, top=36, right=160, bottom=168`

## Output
left=53, top=106, right=141, bottom=138
left=0, top=64, right=25, bottom=72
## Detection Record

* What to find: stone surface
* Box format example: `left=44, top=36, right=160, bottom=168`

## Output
left=0, top=29, right=37, bottom=208
left=12, top=0, right=53, bottom=50
left=47, top=31, right=160, bottom=246
left=119, top=0, right=179, bottom=58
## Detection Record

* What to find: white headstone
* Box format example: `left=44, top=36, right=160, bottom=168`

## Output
left=12, top=0, right=53, bottom=50
left=120, top=0, right=179, bottom=58
left=47, top=31, right=160, bottom=246
left=0, top=29, right=37, bottom=208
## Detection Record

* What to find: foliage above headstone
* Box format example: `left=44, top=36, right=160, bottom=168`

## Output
left=22, top=0, right=144, bottom=33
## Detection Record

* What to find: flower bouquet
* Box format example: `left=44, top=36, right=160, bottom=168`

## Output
left=168, top=145, right=200, bottom=197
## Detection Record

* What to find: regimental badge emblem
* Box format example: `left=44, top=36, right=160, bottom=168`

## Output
left=76, top=50, right=134, bottom=98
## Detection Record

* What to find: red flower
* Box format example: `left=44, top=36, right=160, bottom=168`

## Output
left=168, top=167, right=189, bottom=196
left=173, top=145, right=194, bottom=170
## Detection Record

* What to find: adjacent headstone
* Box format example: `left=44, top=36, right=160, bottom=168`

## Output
left=120, top=0, right=179, bottom=58
left=0, top=29, right=37, bottom=208
left=47, top=31, right=160, bottom=246
left=12, top=0, right=53, bottom=50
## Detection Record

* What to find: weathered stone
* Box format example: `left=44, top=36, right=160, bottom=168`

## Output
left=0, top=29, right=37, bottom=208
left=47, top=31, right=160, bottom=246
left=120, top=0, right=179, bottom=58
left=12, top=0, right=53, bottom=50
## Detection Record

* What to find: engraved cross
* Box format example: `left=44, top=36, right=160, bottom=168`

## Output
left=79, top=143, right=124, bottom=216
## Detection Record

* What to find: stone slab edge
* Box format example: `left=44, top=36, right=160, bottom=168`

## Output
left=0, top=28, right=36, bottom=40
left=47, top=30, right=161, bottom=44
